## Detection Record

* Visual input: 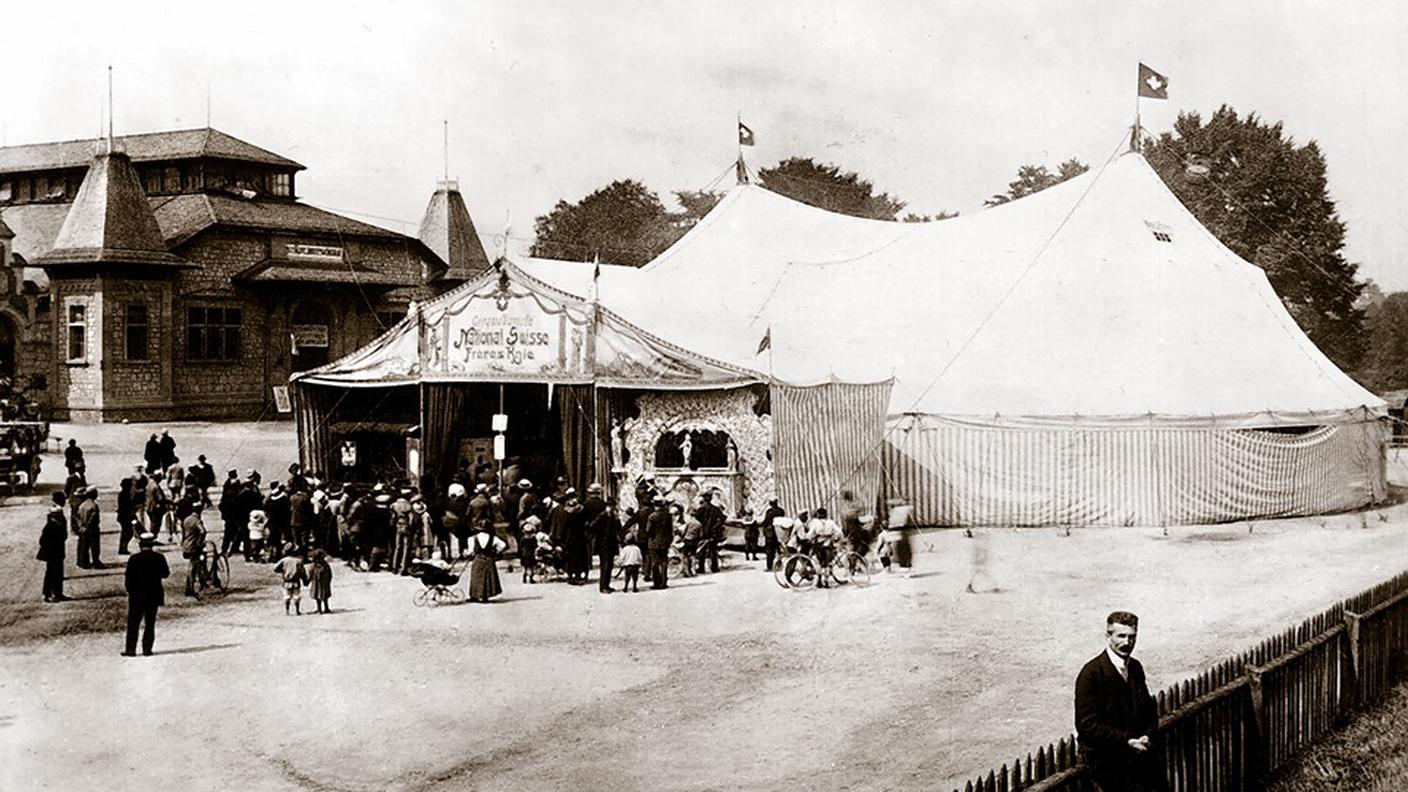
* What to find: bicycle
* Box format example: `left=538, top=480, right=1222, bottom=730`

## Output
left=772, top=544, right=869, bottom=590
left=192, top=541, right=230, bottom=593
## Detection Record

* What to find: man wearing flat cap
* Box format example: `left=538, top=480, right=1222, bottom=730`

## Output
left=123, top=532, right=169, bottom=656
left=1075, top=611, right=1167, bottom=792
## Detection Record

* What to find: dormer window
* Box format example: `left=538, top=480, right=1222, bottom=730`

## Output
left=270, top=172, right=291, bottom=197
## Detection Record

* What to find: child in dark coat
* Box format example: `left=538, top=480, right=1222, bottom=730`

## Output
left=306, top=549, right=333, bottom=613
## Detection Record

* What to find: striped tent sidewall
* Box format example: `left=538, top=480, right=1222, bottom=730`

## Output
left=880, top=417, right=1387, bottom=527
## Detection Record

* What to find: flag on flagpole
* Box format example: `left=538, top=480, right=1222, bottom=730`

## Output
left=755, top=326, right=771, bottom=355
left=590, top=254, right=601, bottom=302
left=738, top=121, right=755, bottom=147
left=1138, top=63, right=1169, bottom=99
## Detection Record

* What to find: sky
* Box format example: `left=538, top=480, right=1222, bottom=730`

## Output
left=8, top=1, right=1408, bottom=287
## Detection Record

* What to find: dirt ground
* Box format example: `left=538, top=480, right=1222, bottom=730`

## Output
left=3, top=422, right=1408, bottom=792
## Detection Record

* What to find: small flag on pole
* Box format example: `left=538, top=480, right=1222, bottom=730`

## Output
left=738, top=121, right=755, bottom=147
left=755, top=326, right=771, bottom=355
left=1138, top=63, right=1169, bottom=99
left=590, top=254, right=601, bottom=301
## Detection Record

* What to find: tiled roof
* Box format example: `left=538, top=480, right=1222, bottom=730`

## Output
left=0, top=214, right=12, bottom=239
left=0, top=128, right=303, bottom=174
left=37, top=151, right=184, bottom=268
left=153, top=193, right=408, bottom=246
left=418, top=180, right=490, bottom=281
left=234, top=257, right=420, bottom=287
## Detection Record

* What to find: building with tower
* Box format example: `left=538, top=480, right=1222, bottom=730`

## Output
left=0, top=127, right=490, bottom=421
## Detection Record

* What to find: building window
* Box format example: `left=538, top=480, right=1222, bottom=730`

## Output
left=1152, top=231, right=1172, bottom=243
left=47, top=177, right=66, bottom=199
left=16, top=178, right=32, bottom=203
left=66, top=300, right=88, bottom=363
left=186, top=305, right=243, bottom=362
left=184, top=168, right=203, bottom=191
left=125, top=303, right=150, bottom=361
left=376, top=310, right=405, bottom=330
left=163, top=166, right=181, bottom=193
left=34, top=175, right=49, bottom=200
left=142, top=169, right=161, bottom=194
left=0, top=181, right=10, bottom=202
left=269, top=172, right=291, bottom=197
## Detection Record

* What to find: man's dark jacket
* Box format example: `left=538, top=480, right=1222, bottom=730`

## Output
left=125, top=548, right=170, bottom=606
left=1075, top=651, right=1162, bottom=789
left=37, top=507, right=67, bottom=561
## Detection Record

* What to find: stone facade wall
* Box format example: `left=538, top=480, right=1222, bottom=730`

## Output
left=100, top=276, right=173, bottom=417
left=18, top=227, right=444, bottom=422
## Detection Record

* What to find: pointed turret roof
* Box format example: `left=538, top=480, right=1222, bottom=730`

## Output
left=418, top=179, right=489, bottom=281
left=37, top=147, right=183, bottom=268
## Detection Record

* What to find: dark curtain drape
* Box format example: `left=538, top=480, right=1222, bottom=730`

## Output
left=593, top=388, right=623, bottom=502
left=423, top=383, right=469, bottom=494
left=291, top=383, right=335, bottom=477
left=558, top=384, right=596, bottom=491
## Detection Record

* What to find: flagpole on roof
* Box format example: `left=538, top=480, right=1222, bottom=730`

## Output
left=736, top=111, right=747, bottom=185
left=107, top=65, right=115, bottom=154
left=1131, top=62, right=1141, bottom=152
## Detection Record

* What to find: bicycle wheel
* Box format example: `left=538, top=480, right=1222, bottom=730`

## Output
left=773, top=554, right=793, bottom=589
left=448, top=587, right=466, bottom=604
left=213, top=555, right=231, bottom=591
left=412, top=588, right=430, bottom=607
left=846, top=553, right=871, bottom=588
left=828, top=553, right=851, bottom=586
left=193, top=560, right=210, bottom=593
left=783, top=554, right=818, bottom=590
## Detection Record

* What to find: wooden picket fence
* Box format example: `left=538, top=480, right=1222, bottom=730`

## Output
left=955, top=569, right=1408, bottom=792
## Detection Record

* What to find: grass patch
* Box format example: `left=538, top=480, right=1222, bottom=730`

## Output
left=1267, top=681, right=1408, bottom=791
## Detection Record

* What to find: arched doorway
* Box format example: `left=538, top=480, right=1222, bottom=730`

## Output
left=0, top=312, right=17, bottom=380
left=290, top=301, right=332, bottom=372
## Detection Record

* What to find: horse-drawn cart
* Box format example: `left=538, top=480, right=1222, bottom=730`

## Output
left=0, top=421, right=46, bottom=493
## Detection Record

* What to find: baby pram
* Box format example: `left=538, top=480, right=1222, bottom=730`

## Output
left=410, top=555, right=468, bottom=606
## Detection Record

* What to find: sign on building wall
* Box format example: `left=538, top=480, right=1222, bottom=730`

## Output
left=427, top=276, right=592, bottom=381
left=287, top=243, right=344, bottom=262
left=291, top=324, right=330, bottom=348
left=271, top=385, right=292, bottom=414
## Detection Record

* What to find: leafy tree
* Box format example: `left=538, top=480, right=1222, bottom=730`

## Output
left=670, top=189, right=724, bottom=231
left=757, top=157, right=908, bottom=220
left=985, top=158, right=1089, bottom=206
left=1357, top=292, right=1408, bottom=392
left=903, top=210, right=959, bottom=223
left=1144, top=106, right=1366, bottom=371
left=530, top=180, right=677, bottom=267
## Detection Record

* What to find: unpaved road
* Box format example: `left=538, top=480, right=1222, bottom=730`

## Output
left=3, top=423, right=1408, bottom=792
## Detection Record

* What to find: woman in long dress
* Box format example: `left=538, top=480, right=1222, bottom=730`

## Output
left=467, top=521, right=507, bottom=602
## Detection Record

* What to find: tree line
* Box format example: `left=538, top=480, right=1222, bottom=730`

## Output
left=533, top=106, right=1385, bottom=379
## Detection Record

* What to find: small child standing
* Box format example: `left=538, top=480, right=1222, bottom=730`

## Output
left=306, top=548, right=333, bottom=613
left=618, top=526, right=643, bottom=592
left=273, top=545, right=308, bottom=615
left=519, top=520, right=539, bottom=584
left=247, top=507, right=268, bottom=563
left=534, top=523, right=555, bottom=577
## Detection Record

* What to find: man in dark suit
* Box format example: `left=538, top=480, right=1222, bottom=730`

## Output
left=1075, top=611, right=1166, bottom=792
left=591, top=501, right=620, bottom=594
left=123, top=532, right=170, bottom=657
left=37, top=492, right=70, bottom=602
left=647, top=499, right=673, bottom=589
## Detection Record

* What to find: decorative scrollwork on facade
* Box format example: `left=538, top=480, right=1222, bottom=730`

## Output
left=619, top=387, right=773, bottom=516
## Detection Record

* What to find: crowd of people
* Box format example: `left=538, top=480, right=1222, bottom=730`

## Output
left=37, top=432, right=921, bottom=656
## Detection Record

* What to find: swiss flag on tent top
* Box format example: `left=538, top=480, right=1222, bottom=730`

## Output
left=1138, top=63, right=1169, bottom=99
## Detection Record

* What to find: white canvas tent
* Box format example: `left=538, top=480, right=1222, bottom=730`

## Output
left=531, top=151, right=1387, bottom=526
left=298, top=149, right=1387, bottom=527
